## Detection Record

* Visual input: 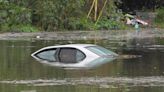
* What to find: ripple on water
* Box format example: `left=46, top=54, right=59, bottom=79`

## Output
left=1, top=76, right=164, bottom=88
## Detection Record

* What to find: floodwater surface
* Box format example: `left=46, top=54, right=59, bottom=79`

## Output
left=0, top=37, right=164, bottom=92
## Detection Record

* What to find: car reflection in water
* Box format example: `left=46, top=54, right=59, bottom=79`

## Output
left=31, top=44, right=118, bottom=69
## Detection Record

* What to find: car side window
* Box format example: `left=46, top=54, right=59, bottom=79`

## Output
left=76, top=50, right=86, bottom=62
left=59, top=48, right=85, bottom=63
left=36, top=49, right=57, bottom=62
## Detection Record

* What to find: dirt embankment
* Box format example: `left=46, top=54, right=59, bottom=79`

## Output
left=0, top=29, right=163, bottom=40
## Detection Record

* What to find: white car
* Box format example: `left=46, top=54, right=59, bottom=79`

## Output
left=31, top=44, right=118, bottom=69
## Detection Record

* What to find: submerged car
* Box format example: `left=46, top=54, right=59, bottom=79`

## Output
left=31, top=44, right=118, bottom=69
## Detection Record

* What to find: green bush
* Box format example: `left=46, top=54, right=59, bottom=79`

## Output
left=0, top=2, right=31, bottom=24
left=0, top=1, right=32, bottom=32
left=10, top=25, right=38, bottom=32
left=33, top=0, right=85, bottom=31
left=0, top=23, right=10, bottom=32
left=0, top=24, right=38, bottom=32
left=154, top=7, right=164, bottom=28
left=67, top=17, right=94, bottom=30
left=95, top=17, right=126, bottom=30
left=0, top=0, right=127, bottom=31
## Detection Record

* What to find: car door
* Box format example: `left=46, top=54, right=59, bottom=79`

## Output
left=58, top=48, right=86, bottom=63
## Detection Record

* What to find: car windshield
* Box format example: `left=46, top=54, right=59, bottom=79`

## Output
left=86, top=46, right=116, bottom=56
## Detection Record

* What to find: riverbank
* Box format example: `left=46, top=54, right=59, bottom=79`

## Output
left=0, top=28, right=163, bottom=40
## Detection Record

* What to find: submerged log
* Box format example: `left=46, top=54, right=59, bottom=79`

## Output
left=117, top=55, right=142, bottom=59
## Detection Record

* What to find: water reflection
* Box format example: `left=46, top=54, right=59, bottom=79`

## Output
left=34, top=57, right=116, bottom=69
left=0, top=37, right=163, bottom=92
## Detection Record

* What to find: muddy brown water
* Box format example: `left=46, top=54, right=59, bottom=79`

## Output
left=0, top=37, right=164, bottom=92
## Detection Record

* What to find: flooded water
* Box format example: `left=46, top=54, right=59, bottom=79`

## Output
left=0, top=37, right=164, bottom=92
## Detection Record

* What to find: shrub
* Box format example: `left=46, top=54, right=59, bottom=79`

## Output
left=67, top=17, right=94, bottom=30
left=154, top=7, right=164, bottom=28
left=0, top=1, right=33, bottom=32
left=95, top=17, right=127, bottom=30
left=10, top=25, right=38, bottom=32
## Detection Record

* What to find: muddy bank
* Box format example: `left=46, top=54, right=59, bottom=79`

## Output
left=0, top=29, right=163, bottom=40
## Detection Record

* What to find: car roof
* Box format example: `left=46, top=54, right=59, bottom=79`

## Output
left=43, top=44, right=97, bottom=49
